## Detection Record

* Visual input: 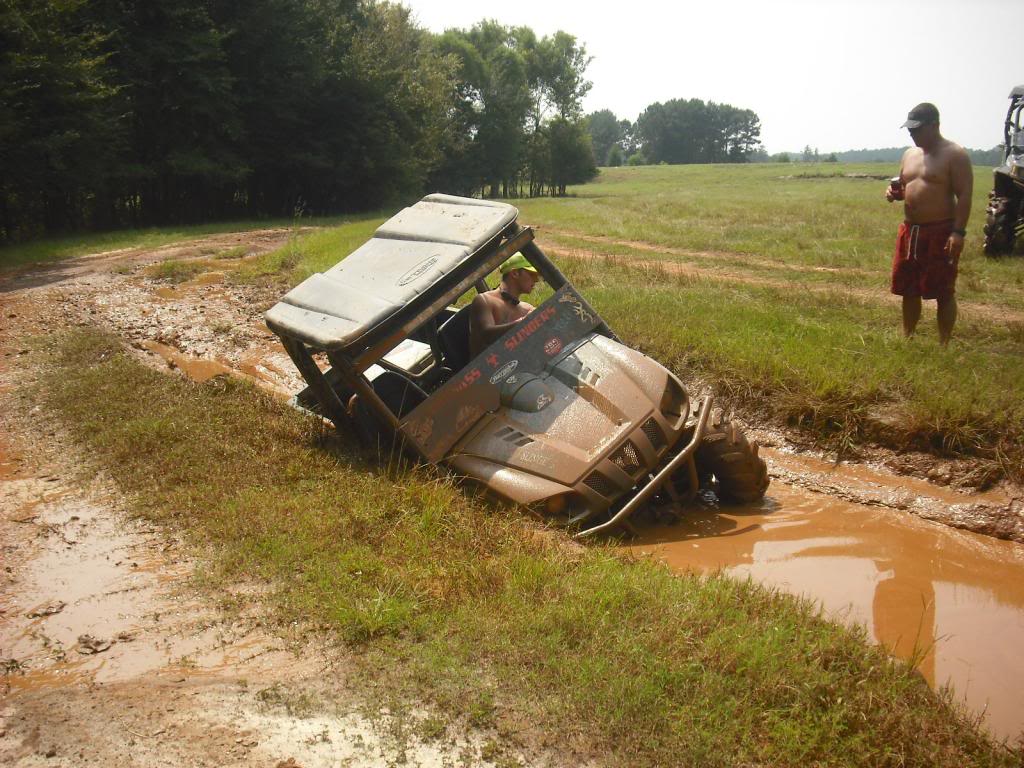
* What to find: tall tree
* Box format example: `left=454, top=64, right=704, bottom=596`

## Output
left=1, top=0, right=120, bottom=239
left=586, top=109, right=623, bottom=166
left=1, top=4, right=601, bottom=241
left=95, top=0, right=244, bottom=224
left=546, top=117, right=597, bottom=195
left=208, top=0, right=332, bottom=217
left=432, top=22, right=593, bottom=198
left=530, top=30, right=591, bottom=121
left=636, top=98, right=761, bottom=164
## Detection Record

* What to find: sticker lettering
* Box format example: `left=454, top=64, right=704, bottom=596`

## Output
left=504, top=306, right=558, bottom=351
left=453, top=367, right=481, bottom=393
left=397, top=256, right=440, bottom=286
left=543, top=337, right=563, bottom=356
left=489, top=360, right=519, bottom=384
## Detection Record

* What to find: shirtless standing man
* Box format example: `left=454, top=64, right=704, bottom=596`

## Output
left=468, top=253, right=541, bottom=357
left=886, top=102, right=973, bottom=345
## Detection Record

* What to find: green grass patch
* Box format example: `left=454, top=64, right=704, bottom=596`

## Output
left=146, top=258, right=208, bottom=283
left=236, top=215, right=386, bottom=284
left=29, top=328, right=1020, bottom=767
left=515, top=163, right=1024, bottom=310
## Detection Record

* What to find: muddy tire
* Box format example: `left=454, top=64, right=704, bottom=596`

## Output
left=983, top=193, right=1021, bottom=256
left=695, top=412, right=769, bottom=503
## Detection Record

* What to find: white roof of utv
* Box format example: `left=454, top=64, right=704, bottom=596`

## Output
left=265, top=194, right=518, bottom=350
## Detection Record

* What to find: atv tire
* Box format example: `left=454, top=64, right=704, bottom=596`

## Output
left=983, top=193, right=1021, bottom=256
left=695, top=412, right=769, bottom=503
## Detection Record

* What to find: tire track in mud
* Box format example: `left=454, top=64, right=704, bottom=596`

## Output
left=0, top=234, right=545, bottom=768
left=548, top=229, right=876, bottom=277
left=543, top=229, right=1024, bottom=325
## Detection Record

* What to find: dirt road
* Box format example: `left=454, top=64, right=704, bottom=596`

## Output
left=0, top=233, right=541, bottom=767
left=2, top=230, right=1022, bottom=759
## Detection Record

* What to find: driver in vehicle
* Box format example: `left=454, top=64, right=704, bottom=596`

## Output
left=468, top=254, right=541, bottom=357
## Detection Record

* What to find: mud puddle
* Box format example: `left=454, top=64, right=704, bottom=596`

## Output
left=107, top=249, right=1024, bottom=741
left=631, top=451, right=1024, bottom=741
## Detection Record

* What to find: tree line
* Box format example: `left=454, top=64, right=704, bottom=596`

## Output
left=1, top=1, right=597, bottom=243
left=826, top=146, right=1004, bottom=165
left=586, top=99, right=763, bottom=167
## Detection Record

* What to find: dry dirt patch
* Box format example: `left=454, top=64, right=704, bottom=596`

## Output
left=544, top=230, right=1024, bottom=325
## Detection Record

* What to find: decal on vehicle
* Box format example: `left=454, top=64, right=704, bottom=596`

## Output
left=504, top=306, right=557, bottom=351
left=455, top=404, right=483, bottom=432
left=536, top=393, right=553, bottom=409
left=397, top=256, right=440, bottom=286
left=405, top=416, right=434, bottom=446
left=490, top=360, right=519, bottom=384
left=403, top=285, right=604, bottom=464
left=453, top=367, right=481, bottom=393
left=543, top=337, right=563, bottom=356
left=558, top=292, right=594, bottom=323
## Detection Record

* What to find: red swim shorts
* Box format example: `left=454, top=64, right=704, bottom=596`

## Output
left=890, top=219, right=958, bottom=299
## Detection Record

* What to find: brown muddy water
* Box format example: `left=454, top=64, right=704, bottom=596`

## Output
left=631, top=449, right=1024, bottom=742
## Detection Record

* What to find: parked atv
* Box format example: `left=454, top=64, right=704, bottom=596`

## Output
left=265, top=194, right=768, bottom=537
left=983, top=85, right=1024, bottom=256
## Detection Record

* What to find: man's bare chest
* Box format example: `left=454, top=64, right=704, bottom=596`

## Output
left=487, top=296, right=528, bottom=325
left=904, top=152, right=951, bottom=186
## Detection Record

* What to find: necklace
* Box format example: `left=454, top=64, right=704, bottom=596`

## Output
left=499, top=289, right=520, bottom=306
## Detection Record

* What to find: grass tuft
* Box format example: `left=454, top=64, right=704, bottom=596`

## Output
left=146, top=258, right=207, bottom=283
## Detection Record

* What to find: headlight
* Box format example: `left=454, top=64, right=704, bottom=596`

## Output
left=659, top=375, right=689, bottom=426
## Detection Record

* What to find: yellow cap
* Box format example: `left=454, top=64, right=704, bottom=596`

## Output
left=499, top=253, right=538, bottom=275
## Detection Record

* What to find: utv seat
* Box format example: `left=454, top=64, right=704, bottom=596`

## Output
left=437, top=305, right=473, bottom=374
left=370, top=370, right=428, bottom=418
left=348, top=370, right=428, bottom=452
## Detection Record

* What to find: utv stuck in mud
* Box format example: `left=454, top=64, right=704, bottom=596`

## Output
left=265, top=194, right=768, bottom=536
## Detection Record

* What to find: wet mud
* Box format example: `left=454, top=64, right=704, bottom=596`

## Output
left=632, top=450, right=1024, bottom=741
left=0, top=234, right=542, bottom=767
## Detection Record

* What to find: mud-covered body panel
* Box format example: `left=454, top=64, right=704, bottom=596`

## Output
left=399, top=285, right=606, bottom=461
left=438, top=328, right=693, bottom=512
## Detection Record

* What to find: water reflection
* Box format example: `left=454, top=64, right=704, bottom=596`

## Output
left=631, top=480, right=1024, bottom=741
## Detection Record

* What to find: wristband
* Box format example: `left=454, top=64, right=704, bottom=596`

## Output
left=952, top=228, right=967, bottom=237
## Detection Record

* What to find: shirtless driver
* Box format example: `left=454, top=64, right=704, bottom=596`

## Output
left=468, top=253, right=541, bottom=357
left=886, top=102, right=973, bottom=345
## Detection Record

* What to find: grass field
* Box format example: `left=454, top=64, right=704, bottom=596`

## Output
left=248, top=163, right=1024, bottom=483
left=7, top=164, right=1018, bottom=479
left=30, top=329, right=1019, bottom=767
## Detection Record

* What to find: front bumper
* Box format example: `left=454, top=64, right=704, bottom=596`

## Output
left=575, top=396, right=713, bottom=538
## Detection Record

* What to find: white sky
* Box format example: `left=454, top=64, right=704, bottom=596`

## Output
left=399, top=0, right=1020, bottom=154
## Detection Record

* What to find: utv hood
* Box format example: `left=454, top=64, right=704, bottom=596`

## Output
left=448, top=335, right=686, bottom=489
